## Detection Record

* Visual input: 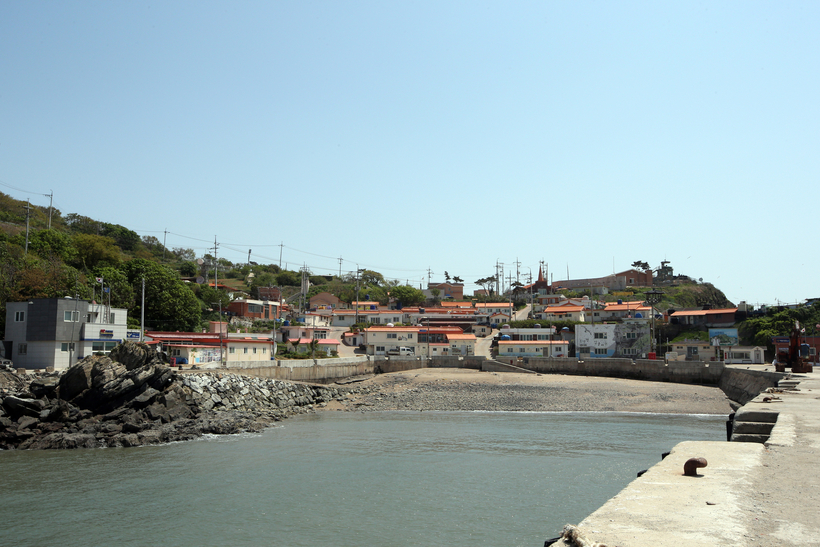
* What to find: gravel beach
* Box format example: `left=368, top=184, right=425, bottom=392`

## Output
left=325, top=368, right=734, bottom=415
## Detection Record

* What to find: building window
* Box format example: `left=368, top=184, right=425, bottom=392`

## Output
left=244, top=347, right=248, bottom=354
left=109, top=313, right=115, bottom=324
left=594, top=332, right=607, bottom=339
left=407, top=333, right=413, bottom=339
left=61, top=343, right=76, bottom=352
left=18, top=343, right=27, bottom=355
left=92, top=341, right=118, bottom=353
left=262, top=347, right=267, bottom=354
left=594, top=348, right=608, bottom=355
left=14, top=311, right=25, bottom=322
left=387, top=333, right=397, bottom=339
left=519, top=348, right=526, bottom=353
left=64, top=310, right=80, bottom=322
left=229, top=347, right=236, bottom=354
left=376, top=346, right=385, bottom=352
left=248, top=304, right=263, bottom=314
left=625, top=332, right=637, bottom=339
left=371, top=318, right=380, bottom=324
left=622, top=348, right=638, bottom=356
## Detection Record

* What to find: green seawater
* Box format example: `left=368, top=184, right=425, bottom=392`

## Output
left=0, top=411, right=725, bottom=546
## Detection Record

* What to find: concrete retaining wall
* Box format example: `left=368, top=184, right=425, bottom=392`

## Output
left=718, top=367, right=782, bottom=406
left=226, top=361, right=374, bottom=383
left=489, top=357, right=725, bottom=385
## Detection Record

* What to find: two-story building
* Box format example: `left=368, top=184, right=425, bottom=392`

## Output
left=226, top=298, right=280, bottom=321
left=363, top=325, right=471, bottom=357
left=4, top=298, right=131, bottom=370
left=574, top=321, right=651, bottom=358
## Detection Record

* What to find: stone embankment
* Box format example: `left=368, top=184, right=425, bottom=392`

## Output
left=0, top=342, right=353, bottom=450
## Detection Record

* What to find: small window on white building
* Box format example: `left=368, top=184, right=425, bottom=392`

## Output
left=253, top=347, right=257, bottom=354
left=244, top=347, right=249, bottom=354
left=594, top=332, right=607, bottom=339
left=109, top=313, right=115, bottom=324
left=18, top=343, right=27, bottom=355
left=64, top=310, right=80, bottom=322
left=229, top=347, right=236, bottom=354
left=15, top=311, right=25, bottom=322
left=594, top=348, right=608, bottom=355
left=61, top=343, right=75, bottom=352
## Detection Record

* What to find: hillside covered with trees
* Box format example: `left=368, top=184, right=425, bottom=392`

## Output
left=1, top=191, right=813, bottom=352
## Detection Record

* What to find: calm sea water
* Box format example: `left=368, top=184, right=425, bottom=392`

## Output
left=0, top=411, right=725, bottom=547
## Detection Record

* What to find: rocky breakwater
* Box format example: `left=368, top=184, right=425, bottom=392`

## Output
left=0, top=341, right=350, bottom=450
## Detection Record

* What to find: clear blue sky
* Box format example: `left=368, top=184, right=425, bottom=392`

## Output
left=2, top=1, right=818, bottom=307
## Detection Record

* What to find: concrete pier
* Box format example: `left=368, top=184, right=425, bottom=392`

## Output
left=553, top=370, right=820, bottom=546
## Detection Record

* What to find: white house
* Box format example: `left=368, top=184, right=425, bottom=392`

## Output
left=497, top=340, right=569, bottom=358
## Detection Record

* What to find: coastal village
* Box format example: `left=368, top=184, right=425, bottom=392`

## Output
left=2, top=259, right=816, bottom=373
left=2, top=199, right=820, bottom=545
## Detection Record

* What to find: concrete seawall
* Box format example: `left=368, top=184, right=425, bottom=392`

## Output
left=552, top=371, right=820, bottom=546
left=229, top=356, right=783, bottom=406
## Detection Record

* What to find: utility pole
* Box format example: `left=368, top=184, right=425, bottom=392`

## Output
left=279, top=242, right=284, bottom=269
left=355, top=267, right=363, bottom=325
left=338, top=257, right=343, bottom=278
left=23, top=200, right=31, bottom=255
left=248, top=249, right=252, bottom=265
left=515, top=258, right=521, bottom=284
left=162, top=229, right=168, bottom=260
left=212, top=236, right=219, bottom=290
left=44, top=191, right=53, bottom=229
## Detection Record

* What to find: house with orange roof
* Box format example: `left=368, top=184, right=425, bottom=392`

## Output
left=362, top=325, right=468, bottom=356
left=331, top=309, right=405, bottom=328
left=535, top=304, right=586, bottom=322
left=440, top=301, right=473, bottom=309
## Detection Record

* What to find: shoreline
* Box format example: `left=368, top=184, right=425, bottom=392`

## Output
left=321, top=368, right=735, bottom=415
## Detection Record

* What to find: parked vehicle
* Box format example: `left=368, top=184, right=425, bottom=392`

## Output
left=387, top=347, right=415, bottom=356
left=0, top=359, right=13, bottom=370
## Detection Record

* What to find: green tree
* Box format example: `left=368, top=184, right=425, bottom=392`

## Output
left=123, top=259, right=201, bottom=331
left=360, top=270, right=385, bottom=286
left=72, top=233, right=122, bottom=270
left=26, top=229, right=77, bottom=263
left=276, top=270, right=300, bottom=286
left=180, top=261, right=197, bottom=277
left=390, top=285, right=426, bottom=306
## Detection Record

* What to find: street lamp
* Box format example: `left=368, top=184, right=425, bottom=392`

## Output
left=644, top=289, right=664, bottom=356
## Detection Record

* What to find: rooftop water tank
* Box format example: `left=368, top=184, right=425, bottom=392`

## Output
left=500, top=335, right=511, bottom=341
left=283, top=320, right=290, bottom=326
left=635, top=312, right=643, bottom=318
left=617, top=299, right=623, bottom=305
